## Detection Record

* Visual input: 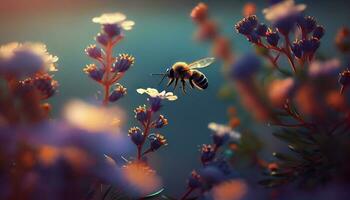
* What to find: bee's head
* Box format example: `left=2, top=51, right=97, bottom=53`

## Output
left=166, top=67, right=174, bottom=78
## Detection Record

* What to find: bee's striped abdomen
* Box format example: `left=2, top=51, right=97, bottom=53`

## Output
left=191, top=70, right=208, bottom=90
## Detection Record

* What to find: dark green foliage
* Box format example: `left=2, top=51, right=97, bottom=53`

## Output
left=260, top=127, right=350, bottom=188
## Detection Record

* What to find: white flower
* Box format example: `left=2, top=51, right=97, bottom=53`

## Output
left=208, top=122, right=241, bottom=140
left=0, top=42, right=58, bottom=77
left=263, top=0, right=306, bottom=22
left=92, top=12, right=135, bottom=30
left=136, top=88, right=178, bottom=101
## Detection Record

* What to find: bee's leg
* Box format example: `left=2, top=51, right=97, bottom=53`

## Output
left=181, top=79, right=187, bottom=94
left=166, top=78, right=174, bottom=88
left=173, top=78, right=179, bottom=91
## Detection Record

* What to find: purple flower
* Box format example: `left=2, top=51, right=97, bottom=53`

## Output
left=266, top=31, right=280, bottom=46
left=152, top=115, right=168, bottom=129
left=83, top=64, right=104, bottom=82
left=291, top=40, right=303, bottom=58
left=201, top=144, right=216, bottom=164
left=148, top=134, right=167, bottom=151
left=109, top=84, right=127, bottom=102
left=235, top=15, right=258, bottom=35
left=301, top=37, right=320, bottom=54
left=256, top=23, right=268, bottom=36
left=134, top=105, right=148, bottom=123
left=85, top=45, right=103, bottom=59
left=313, top=25, right=325, bottom=39
left=248, top=32, right=260, bottom=44
left=297, top=16, right=317, bottom=34
left=95, top=33, right=110, bottom=46
left=128, top=127, right=145, bottom=146
left=230, top=53, right=261, bottom=80
left=112, top=54, right=135, bottom=73
left=33, top=74, right=58, bottom=99
left=148, top=97, right=162, bottom=112
left=103, top=24, right=122, bottom=38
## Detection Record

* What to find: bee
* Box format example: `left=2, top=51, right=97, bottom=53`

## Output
left=153, top=57, right=215, bottom=93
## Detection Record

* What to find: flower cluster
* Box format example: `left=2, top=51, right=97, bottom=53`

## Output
left=0, top=42, right=58, bottom=124
left=127, top=88, right=176, bottom=161
left=83, top=12, right=135, bottom=105
left=180, top=121, right=243, bottom=199
left=235, top=0, right=324, bottom=72
left=190, top=1, right=350, bottom=193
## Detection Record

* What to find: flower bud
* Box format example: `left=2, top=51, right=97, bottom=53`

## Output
left=112, top=54, right=135, bottom=73
left=109, top=84, right=127, bottom=102
left=85, top=45, right=103, bottom=59
left=134, top=105, right=148, bottom=123
left=266, top=31, right=280, bottom=47
left=128, top=127, right=145, bottom=146
left=149, top=134, right=167, bottom=151
left=256, top=23, right=268, bottom=36
left=201, top=144, right=216, bottom=164
left=313, top=25, right=325, bottom=39
left=187, top=171, right=202, bottom=189
left=301, top=37, right=320, bottom=54
left=297, top=16, right=317, bottom=34
left=95, top=33, right=110, bottom=46
left=291, top=40, right=303, bottom=59
left=148, top=97, right=162, bottom=112
left=152, top=115, right=168, bottom=129
left=83, top=64, right=104, bottom=82
left=235, top=15, right=258, bottom=35
left=102, top=23, right=122, bottom=38
left=33, top=74, right=58, bottom=99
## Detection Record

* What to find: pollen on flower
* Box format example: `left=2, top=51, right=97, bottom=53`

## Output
left=112, top=54, right=135, bottom=73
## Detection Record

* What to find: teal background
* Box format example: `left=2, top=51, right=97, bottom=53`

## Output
left=1, top=0, right=350, bottom=195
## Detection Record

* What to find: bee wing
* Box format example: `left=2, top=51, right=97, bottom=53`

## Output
left=188, top=57, right=215, bottom=69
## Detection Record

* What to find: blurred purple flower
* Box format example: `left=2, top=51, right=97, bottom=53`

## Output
left=230, top=53, right=261, bottom=80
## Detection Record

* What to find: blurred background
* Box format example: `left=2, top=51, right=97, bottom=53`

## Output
left=1, top=0, right=350, bottom=195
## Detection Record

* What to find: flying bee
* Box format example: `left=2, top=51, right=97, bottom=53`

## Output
left=152, top=57, right=215, bottom=93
